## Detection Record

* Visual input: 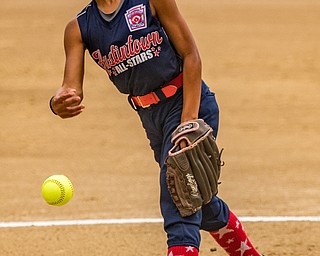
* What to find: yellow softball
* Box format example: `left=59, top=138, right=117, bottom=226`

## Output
left=41, top=175, right=74, bottom=206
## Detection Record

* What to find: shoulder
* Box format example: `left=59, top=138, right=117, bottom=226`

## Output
left=65, top=18, right=80, bottom=36
left=64, top=18, right=84, bottom=46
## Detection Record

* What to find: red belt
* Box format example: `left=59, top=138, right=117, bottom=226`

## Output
left=129, top=73, right=183, bottom=109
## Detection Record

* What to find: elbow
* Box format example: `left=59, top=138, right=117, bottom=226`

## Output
left=183, top=49, right=202, bottom=71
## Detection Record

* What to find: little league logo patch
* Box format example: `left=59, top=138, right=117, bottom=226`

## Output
left=125, top=4, right=147, bottom=32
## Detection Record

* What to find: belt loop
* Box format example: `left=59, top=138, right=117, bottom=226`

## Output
left=127, top=95, right=138, bottom=111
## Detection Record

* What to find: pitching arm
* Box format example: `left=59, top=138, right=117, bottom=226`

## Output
left=50, top=18, right=86, bottom=119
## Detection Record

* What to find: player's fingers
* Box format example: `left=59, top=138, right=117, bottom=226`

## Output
left=52, top=94, right=81, bottom=114
left=66, top=104, right=85, bottom=112
left=63, top=95, right=82, bottom=107
left=59, top=105, right=85, bottom=119
left=179, top=139, right=187, bottom=149
left=54, top=90, right=77, bottom=104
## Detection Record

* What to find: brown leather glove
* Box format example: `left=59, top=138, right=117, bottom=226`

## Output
left=165, top=119, right=224, bottom=217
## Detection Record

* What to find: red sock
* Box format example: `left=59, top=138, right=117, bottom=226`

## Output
left=210, top=211, right=261, bottom=256
left=168, top=246, right=199, bottom=256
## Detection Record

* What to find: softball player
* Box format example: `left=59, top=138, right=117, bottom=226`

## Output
left=49, top=0, right=263, bottom=255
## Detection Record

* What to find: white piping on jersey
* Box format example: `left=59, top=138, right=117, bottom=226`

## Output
left=76, top=3, right=92, bottom=18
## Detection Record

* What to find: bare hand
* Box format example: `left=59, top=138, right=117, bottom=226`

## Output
left=50, top=88, right=85, bottom=118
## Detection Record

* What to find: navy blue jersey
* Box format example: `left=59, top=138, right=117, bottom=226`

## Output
left=77, top=0, right=182, bottom=95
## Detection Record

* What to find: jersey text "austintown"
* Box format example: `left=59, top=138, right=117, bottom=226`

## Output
left=92, top=31, right=163, bottom=75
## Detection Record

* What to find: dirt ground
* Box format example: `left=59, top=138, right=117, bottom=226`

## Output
left=0, top=0, right=319, bottom=255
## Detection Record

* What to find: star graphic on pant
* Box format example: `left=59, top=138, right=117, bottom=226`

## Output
left=212, top=226, right=234, bottom=239
left=185, top=246, right=194, bottom=252
left=235, top=220, right=240, bottom=229
left=227, top=238, right=234, bottom=244
left=235, top=239, right=252, bottom=256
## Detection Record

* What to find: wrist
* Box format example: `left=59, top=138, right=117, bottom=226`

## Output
left=181, top=113, right=198, bottom=123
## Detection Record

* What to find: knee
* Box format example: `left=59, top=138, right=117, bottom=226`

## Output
left=200, top=196, right=230, bottom=232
